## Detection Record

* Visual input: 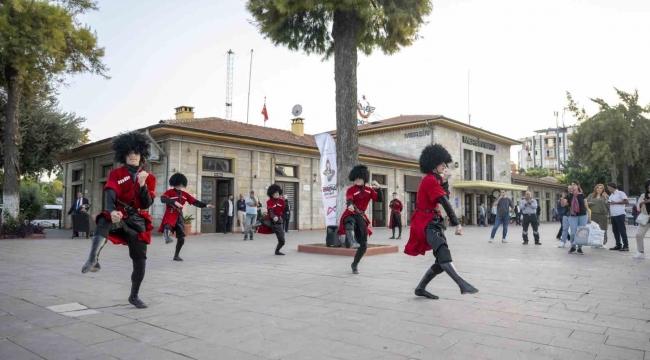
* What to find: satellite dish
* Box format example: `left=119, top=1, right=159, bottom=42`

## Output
left=292, top=104, right=302, bottom=117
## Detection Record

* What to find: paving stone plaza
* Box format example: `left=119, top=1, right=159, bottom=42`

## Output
left=1, top=223, right=650, bottom=360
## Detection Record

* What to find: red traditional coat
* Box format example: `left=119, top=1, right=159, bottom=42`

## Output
left=97, top=166, right=156, bottom=245
left=157, top=189, right=198, bottom=234
left=388, top=199, right=403, bottom=229
left=404, top=173, right=448, bottom=256
left=337, top=185, right=378, bottom=236
left=259, top=198, right=285, bottom=234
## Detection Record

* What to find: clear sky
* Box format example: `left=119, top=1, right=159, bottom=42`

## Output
left=58, top=0, right=650, bottom=163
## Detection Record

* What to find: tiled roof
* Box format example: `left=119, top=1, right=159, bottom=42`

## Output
left=160, top=117, right=417, bottom=163
left=327, top=115, right=441, bottom=134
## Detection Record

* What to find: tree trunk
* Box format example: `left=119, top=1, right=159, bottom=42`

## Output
left=332, top=10, right=358, bottom=225
left=622, top=163, right=630, bottom=195
left=2, top=65, right=21, bottom=220
left=610, top=158, right=618, bottom=185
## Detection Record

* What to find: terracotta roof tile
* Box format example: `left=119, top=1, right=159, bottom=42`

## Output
left=328, top=115, right=441, bottom=134
left=160, top=117, right=416, bottom=163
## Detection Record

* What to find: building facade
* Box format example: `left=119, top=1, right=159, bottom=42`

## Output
left=333, top=115, right=528, bottom=226
left=59, top=107, right=422, bottom=234
left=517, top=126, right=577, bottom=173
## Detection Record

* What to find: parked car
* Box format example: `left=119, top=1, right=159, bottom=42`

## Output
left=33, top=205, right=62, bottom=228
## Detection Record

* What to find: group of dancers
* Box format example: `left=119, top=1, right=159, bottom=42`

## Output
left=81, top=132, right=477, bottom=308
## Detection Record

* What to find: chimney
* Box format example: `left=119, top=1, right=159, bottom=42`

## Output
left=291, top=117, right=304, bottom=136
left=175, top=106, right=194, bottom=120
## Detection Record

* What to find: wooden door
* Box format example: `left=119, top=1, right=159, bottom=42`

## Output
left=215, top=180, right=231, bottom=232
left=371, top=174, right=387, bottom=227
left=406, top=192, right=417, bottom=226
left=200, top=177, right=216, bottom=233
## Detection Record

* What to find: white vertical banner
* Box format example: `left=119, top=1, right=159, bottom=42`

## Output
left=315, top=133, right=338, bottom=226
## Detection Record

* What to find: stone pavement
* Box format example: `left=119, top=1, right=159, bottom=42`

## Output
left=1, top=223, right=649, bottom=360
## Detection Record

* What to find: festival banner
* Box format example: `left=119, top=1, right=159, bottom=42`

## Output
left=315, top=133, right=338, bottom=226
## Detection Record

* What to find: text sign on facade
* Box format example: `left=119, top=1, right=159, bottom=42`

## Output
left=404, top=130, right=430, bottom=139
left=462, top=136, right=497, bottom=151
left=214, top=173, right=223, bottom=178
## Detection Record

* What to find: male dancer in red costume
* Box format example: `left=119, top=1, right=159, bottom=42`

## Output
left=81, top=132, right=156, bottom=309
left=338, top=165, right=382, bottom=274
left=405, top=144, right=478, bottom=299
left=257, top=184, right=287, bottom=255
left=158, top=173, right=214, bottom=261
left=389, top=192, right=403, bottom=239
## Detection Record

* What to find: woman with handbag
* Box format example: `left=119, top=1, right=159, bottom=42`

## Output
left=633, top=180, right=650, bottom=260
left=562, top=180, right=590, bottom=255
left=587, top=184, right=609, bottom=246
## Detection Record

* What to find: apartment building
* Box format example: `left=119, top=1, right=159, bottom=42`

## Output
left=517, top=126, right=577, bottom=173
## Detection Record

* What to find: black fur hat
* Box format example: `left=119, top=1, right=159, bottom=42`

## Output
left=111, top=131, right=151, bottom=165
left=419, top=144, right=452, bottom=174
left=348, top=165, right=370, bottom=183
left=169, top=173, right=188, bottom=187
left=267, top=184, right=283, bottom=198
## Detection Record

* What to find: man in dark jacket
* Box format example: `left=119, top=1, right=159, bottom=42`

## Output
left=282, top=194, right=291, bottom=232
left=69, top=192, right=90, bottom=237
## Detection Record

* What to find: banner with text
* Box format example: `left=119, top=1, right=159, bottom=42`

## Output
left=315, top=133, right=338, bottom=226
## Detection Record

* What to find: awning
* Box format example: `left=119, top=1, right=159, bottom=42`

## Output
left=451, top=181, right=528, bottom=192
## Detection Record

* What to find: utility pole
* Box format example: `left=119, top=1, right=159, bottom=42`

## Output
left=246, top=49, right=253, bottom=124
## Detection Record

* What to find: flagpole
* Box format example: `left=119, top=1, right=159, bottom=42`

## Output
left=246, top=49, right=253, bottom=124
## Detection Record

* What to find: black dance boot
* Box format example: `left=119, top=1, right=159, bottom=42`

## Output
left=351, top=262, right=359, bottom=274
left=81, top=235, right=108, bottom=274
left=414, top=263, right=444, bottom=299
left=346, top=230, right=360, bottom=249
left=397, top=227, right=402, bottom=240
left=128, top=281, right=148, bottom=309
left=275, top=241, right=285, bottom=255
left=164, top=229, right=173, bottom=244
left=389, top=228, right=395, bottom=239
left=440, top=262, right=479, bottom=294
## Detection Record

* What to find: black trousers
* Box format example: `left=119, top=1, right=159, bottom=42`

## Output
left=425, top=216, right=452, bottom=264
left=164, top=216, right=186, bottom=256
left=96, top=216, right=147, bottom=260
left=221, top=215, right=233, bottom=234
left=345, top=214, right=368, bottom=265
left=390, top=211, right=402, bottom=229
left=611, top=214, right=629, bottom=247
left=514, top=213, right=521, bottom=225
left=521, top=214, right=539, bottom=242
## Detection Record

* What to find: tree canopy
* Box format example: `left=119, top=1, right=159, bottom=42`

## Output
left=519, top=166, right=552, bottom=179
left=566, top=88, right=650, bottom=194
left=0, top=91, right=89, bottom=178
left=0, top=0, right=107, bottom=218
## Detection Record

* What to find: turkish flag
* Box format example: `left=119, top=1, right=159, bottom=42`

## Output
left=261, top=104, right=269, bottom=122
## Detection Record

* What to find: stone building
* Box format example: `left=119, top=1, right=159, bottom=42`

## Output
left=58, top=107, right=421, bottom=234
left=330, top=115, right=527, bottom=226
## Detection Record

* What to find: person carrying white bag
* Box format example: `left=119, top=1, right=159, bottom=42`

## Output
left=633, top=180, right=650, bottom=260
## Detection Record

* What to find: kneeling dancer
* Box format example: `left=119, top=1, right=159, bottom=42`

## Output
left=81, top=132, right=156, bottom=309
left=338, top=165, right=382, bottom=274
left=258, top=184, right=287, bottom=255
left=158, top=173, right=214, bottom=261
left=405, top=144, right=478, bottom=299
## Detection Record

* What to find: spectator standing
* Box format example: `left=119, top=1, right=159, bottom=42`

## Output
left=633, top=180, right=650, bottom=259
left=587, top=184, right=609, bottom=246
left=478, top=203, right=487, bottom=227
left=236, top=194, right=246, bottom=234
left=244, top=191, right=259, bottom=241
left=557, top=186, right=572, bottom=248
left=607, top=182, right=630, bottom=251
left=519, top=191, right=541, bottom=245
left=514, top=203, right=521, bottom=226
left=282, top=194, right=291, bottom=233
left=490, top=190, right=513, bottom=243
left=563, top=180, right=589, bottom=255
left=221, top=194, right=234, bottom=234
left=535, top=198, right=542, bottom=226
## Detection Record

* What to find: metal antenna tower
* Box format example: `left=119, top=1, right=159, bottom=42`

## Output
left=225, top=49, right=234, bottom=120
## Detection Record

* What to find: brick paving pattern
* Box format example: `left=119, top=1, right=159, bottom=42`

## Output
left=0, top=223, right=649, bottom=360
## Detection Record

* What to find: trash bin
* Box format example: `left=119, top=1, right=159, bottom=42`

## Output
left=326, top=225, right=340, bottom=247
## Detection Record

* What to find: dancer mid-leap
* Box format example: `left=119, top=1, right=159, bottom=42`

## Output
left=81, top=132, right=156, bottom=309
left=258, top=184, right=287, bottom=255
left=404, top=144, right=478, bottom=299
left=159, top=173, right=214, bottom=261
